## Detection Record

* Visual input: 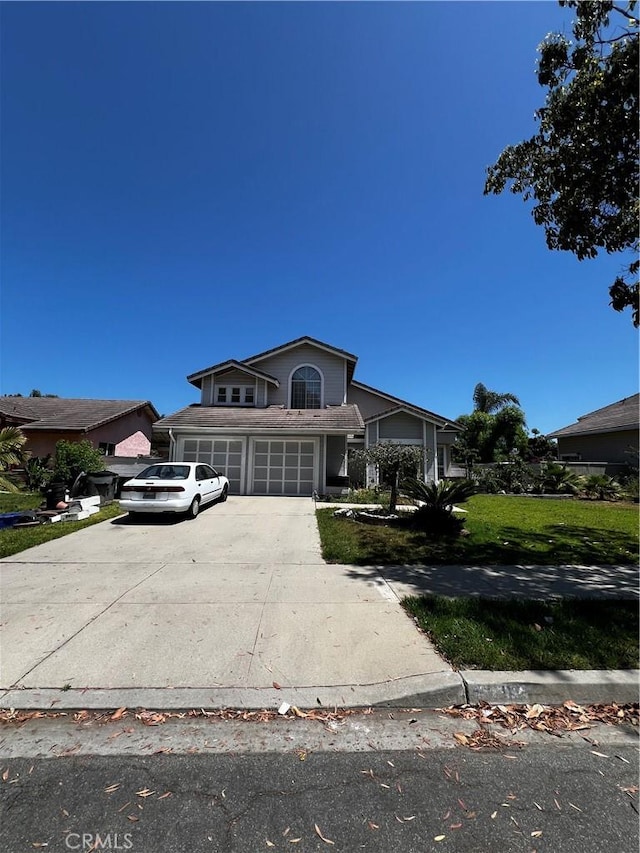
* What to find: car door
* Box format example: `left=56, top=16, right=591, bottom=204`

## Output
left=203, top=464, right=223, bottom=500
left=195, top=465, right=214, bottom=504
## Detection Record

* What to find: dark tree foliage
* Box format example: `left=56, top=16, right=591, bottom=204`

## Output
left=485, top=1, right=639, bottom=325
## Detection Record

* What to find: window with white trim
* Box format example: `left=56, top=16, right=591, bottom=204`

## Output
left=291, top=366, right=321, bottom=409
left=215, top=385, right=255, bottom=406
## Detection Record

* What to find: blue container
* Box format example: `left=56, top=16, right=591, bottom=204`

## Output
left=0, top=512, right=29, bottom=530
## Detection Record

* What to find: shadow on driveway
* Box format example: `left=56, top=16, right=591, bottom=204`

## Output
left=110, top=501, right=219, bottom=526
left=343, top=561, right=640, bottom=600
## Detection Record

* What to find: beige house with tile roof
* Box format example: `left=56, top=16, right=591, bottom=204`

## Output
left=155, top=336, right=461, bottom=496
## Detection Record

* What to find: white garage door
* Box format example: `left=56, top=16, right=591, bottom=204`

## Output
left=182, top=438, right=244, bottom=494
left=252, top=440, right=315, bottom=496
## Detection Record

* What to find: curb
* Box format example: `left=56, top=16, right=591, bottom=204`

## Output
left=1, top=670, right=637, bottom=712
left=460, top=669, right=639, bottom=706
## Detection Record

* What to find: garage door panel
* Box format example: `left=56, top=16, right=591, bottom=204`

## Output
left=180, top=438, right=244, bottom=494
left=251, top=439, right=317, bottom=496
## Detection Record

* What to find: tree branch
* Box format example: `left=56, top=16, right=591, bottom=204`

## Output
left=611, top=3, right=639, bottom=25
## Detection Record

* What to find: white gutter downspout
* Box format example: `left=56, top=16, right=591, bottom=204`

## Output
left=169, top=429, right=176, bottom=462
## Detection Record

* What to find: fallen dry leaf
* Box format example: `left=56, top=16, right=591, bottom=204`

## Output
left=440, top=701, right=639, bottom=737
left=110, top=707, right=127, bottom=721
left=314, top=824, right=335, bottom=845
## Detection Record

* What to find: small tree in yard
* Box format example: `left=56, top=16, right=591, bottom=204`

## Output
left=53, top=440, right=104, bottom=488
left=352, top=443, right=426, bottom=513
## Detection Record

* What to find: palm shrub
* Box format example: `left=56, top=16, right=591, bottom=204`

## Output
left=402, top=477, right=476, bottom=538
left=536, top=462, right=582, bottom=495
left=0, top=426, right=27, bottom=492
left=580, top=474, right=621, bottom=501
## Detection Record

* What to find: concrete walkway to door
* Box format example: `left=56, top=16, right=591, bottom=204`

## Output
left=0, top=497, right=458, bottom=710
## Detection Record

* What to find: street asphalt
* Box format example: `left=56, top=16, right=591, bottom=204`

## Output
left=0, top=496, right=637, bottom=710
left=0, top=712, right=638, bottom=853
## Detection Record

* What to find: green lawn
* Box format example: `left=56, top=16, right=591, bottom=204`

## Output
left=0, top=492, right=42, bottom=513
left=316, top=495, right=639, bottom=565
left=404, top=596, right=639, bottom=670
left=0, top=496, right=124, bottom=558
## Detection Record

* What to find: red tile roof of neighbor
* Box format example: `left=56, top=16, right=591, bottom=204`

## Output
left=0, top=398, right=159, bottom=432
left=548, top=394, right=640, bottom=437
left=155, top=404, right=364, bottom=432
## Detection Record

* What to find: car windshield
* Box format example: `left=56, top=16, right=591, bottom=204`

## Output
left=137, top=465, right=190, bottom=480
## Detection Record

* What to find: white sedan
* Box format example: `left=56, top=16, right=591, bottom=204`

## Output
left=119, top=462, right=229, bottom=519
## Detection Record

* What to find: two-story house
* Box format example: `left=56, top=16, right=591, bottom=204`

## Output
left=154, top=336, right=461, bottom=495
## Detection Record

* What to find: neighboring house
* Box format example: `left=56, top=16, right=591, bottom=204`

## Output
left=0, top=397, right=160, bottom=459
left=548, top=394, right=639, bottom=474
left=154, top=336, right=461, bottom=496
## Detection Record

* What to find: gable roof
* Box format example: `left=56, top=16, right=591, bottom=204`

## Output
left=155, top=404, right=364, bottom=433
left=350, top=380, right=462, bottom=430
left=548, top=394, right=640, bottom=438
left=187, top=359, right=280, bottom=389
left=0, top=397, right=159, bottom=433
left=244, top=335, right=358, bottom=366
left=187, top=336, right=359, bottom=389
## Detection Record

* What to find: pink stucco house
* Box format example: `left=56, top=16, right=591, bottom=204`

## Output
left=0, top=397, right=159, bottom=459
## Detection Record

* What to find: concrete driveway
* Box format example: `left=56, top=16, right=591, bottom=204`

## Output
left=0, top=497, right=456, bottom=709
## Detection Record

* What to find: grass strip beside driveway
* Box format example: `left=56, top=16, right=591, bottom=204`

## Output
left=316, top=495, right=639, bottom=565
left=0, top=503, right=124, bottom=558
left=403, top=596, right=639, bottom=671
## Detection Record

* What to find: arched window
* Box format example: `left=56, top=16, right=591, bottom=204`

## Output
left=291, top=365, right=322, bottom=409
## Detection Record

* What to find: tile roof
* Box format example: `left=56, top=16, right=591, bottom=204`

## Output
left=350, top=380, right=463, bottom=429
left=155, top=404, right=364, bottom=432
left=548, top=394, right=640, bottom=438
left=0, top=398, right=159, bottom=432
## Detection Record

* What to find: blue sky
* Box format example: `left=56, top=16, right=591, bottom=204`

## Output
left=1, top=1, right=637, bottom=433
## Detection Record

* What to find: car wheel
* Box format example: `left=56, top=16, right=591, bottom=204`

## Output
left=187, top=497, right=200, bottom=519
left=219, top=485, right=228, bottom=503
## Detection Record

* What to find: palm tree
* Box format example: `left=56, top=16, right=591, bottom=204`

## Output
left=0, top=426, right=27, bottom=492
left=472, top=382, right=520, bottom=414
